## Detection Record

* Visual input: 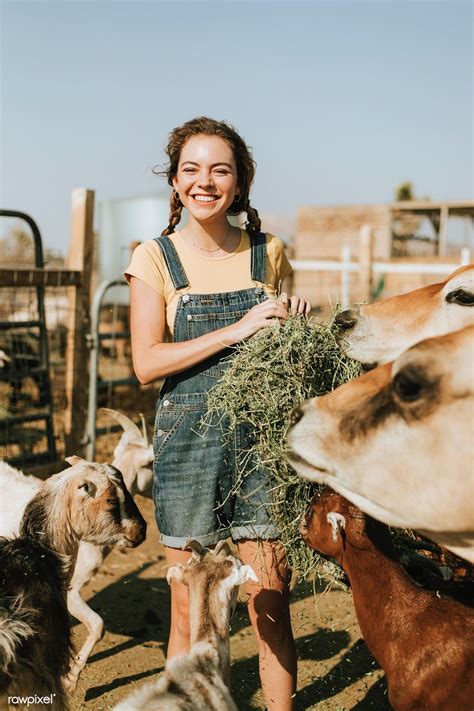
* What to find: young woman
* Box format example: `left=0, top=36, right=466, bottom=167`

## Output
left=126, top=117, right=310, bottom=710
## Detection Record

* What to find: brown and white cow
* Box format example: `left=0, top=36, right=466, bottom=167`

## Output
left=335, top=264, right=474, bottom=366
left=287, top=326, right=474, bottom=562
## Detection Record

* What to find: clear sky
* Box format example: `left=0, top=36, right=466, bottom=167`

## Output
left=1, top=0, right=472, bottom=253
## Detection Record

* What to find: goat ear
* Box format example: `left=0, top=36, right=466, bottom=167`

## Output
left=327, top=512, right=346, bottom=542
left=166, top=564, right=186, bottom=586
left=65, top=455, right=84, bottom=467
left=236, top=564, right=259, bottom=586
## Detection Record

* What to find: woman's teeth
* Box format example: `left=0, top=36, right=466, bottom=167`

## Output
left=193, top=195, right=218, bottom=202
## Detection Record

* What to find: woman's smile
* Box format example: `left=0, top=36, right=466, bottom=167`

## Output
left=191, top=194, right=220, bottom=203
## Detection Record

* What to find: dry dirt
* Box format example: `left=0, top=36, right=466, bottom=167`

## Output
left=70, top=496, right=390, bottom=711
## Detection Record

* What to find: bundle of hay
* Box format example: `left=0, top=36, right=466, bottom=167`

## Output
left=205, top=315, right=363, bottom=580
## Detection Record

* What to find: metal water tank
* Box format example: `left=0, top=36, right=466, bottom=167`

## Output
left=97, top=192, right=172, bottom=286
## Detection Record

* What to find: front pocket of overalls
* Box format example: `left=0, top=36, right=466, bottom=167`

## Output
left=153, top=408, right=186, bottom=460
left=187, top=311, right=247, bottom=378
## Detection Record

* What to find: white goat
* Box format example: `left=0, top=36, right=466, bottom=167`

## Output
left=0, top=447, right=148, bottom=693
left=114, top=540, right=258, bottom=711
left=0, top=457, right=146, bottom=709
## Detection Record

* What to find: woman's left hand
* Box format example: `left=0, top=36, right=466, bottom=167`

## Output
left=279, top=292, right=311, bottom=316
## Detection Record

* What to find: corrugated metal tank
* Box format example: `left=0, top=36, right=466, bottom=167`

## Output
left=97, top=192, right=175, bottom=286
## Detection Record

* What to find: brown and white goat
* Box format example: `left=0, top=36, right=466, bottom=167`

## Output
left=0, top=409, right=152, bottom=691
left=68, top=409, right=153, bottom=690
left=0, top=456, right=146, bottom=693
left=114, top=540, right=258, bottom=711
left=301, top=488, right=474, bottom=711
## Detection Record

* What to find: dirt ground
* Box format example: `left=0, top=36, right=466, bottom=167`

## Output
left=70, top=496, right=390, bottom=711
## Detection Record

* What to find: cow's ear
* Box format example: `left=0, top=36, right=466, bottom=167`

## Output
left=327, top=512, right=346, bottom=542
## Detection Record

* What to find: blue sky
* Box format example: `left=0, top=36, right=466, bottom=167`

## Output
left=1, top=0, right=472, bottom=252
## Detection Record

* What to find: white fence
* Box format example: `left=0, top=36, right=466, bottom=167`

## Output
left=290, top=225, right=472, bottom=308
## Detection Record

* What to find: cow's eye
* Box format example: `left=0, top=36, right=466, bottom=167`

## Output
left=393, top=369, right=425, bottom=402
left=445, top=289, right=474, bottom=306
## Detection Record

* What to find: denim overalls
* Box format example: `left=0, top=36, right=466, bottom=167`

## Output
left=152, top=232, right=280, bottom=549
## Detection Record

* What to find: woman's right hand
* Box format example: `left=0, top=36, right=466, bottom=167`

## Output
left=228, top=298, right=289, bottom=344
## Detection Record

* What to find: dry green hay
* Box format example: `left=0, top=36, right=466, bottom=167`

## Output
left=204, top=314, right=363, bottom=582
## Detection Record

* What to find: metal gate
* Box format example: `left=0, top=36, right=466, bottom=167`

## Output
left=86, top=278, right=137, bottom=459
left=0, top=210, right=57, bottom=467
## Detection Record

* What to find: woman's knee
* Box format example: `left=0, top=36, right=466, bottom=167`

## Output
left=247, top=588, right=292, bottom=643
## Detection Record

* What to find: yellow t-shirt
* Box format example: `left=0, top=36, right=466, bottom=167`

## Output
left=125, top=229, right=292, bottom=341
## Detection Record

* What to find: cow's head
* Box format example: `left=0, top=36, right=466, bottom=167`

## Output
left=287, top=325, right=474, bottom=543
left=335, top=264, right=474, bottom=366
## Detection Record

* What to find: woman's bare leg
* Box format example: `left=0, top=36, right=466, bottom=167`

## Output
left=164, top=546, right=192, bottom=659
left=237, top=539, right=297, bottom=711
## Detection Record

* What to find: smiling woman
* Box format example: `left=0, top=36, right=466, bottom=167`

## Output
left=125, top=116, right=311, bottom=711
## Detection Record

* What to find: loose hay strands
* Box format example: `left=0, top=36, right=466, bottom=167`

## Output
left=204, top=314, right=363, bottom=582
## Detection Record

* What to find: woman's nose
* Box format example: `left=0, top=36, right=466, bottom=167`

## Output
left=198, top=171, right=214, bottom=187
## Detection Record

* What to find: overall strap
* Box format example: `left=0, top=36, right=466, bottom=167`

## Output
left=250, top=232, right=267, bottom=283
left=154, top=236, right=190, bottom=291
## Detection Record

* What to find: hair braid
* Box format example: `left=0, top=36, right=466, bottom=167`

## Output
left=244, top=199, right=261, bottom=234
left=161, top=191, right=183, bottom=236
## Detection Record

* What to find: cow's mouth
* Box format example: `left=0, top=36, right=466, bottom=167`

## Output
left=287, top=450, right=331, bottom=480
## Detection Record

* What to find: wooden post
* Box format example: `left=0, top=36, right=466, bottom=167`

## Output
left=64, top=189, right=95, bottom=456
left=438, top=204, right=449, bottom=256
left=358, top=224, right=374, bottom=302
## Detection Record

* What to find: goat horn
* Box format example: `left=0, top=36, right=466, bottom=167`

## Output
left=183, top=539, right=205, bottom=559
left=214, top=540, right=232, bottom=557
left=100, top=408, right=143, bottom=442
left=139, top=412, right=149, bottom=446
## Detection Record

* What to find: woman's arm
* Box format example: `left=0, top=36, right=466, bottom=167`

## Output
left=130, top=277, right=291, bottom=384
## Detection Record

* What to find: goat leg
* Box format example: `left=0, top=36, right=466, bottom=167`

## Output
left=63, top=543, right=108, bottom=691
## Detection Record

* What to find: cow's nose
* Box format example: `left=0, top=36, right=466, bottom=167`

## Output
left=334, top=309, right=358, bottom=330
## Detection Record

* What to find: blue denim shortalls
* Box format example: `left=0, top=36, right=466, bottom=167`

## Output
left=152, top=232, right=280, bottom=549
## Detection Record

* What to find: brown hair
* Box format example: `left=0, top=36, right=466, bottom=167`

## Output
left=156, top=116, right=261, bottom=236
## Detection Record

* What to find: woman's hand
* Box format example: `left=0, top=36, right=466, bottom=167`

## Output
left=227, top=293, right=312, bottom=345
left=228, top=298, right=289, bottom=343
left=279, top=292, right=311, bottom=315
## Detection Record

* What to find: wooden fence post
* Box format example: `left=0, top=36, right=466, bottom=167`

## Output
left=358, top=224, right=374, bottom=302
left=64, top=188, right=95, bottom=456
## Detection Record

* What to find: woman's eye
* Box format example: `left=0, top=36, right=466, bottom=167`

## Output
left=393, top=370, right=425, bottom=402
left=445, top=289, right=474, bottom=306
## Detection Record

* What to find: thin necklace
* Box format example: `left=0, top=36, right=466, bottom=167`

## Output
left=191, top=223, right=232, bottom=253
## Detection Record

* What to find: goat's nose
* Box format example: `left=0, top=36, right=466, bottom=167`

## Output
left=291, top=405, right=305, bottom=426
left=334, top=309, right=358, bottom=331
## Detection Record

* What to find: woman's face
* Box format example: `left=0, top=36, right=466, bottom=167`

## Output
left=172, top=134, right=239, bottom=223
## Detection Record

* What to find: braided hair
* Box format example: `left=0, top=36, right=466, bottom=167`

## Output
left=156, top=117, right=262, bottom=236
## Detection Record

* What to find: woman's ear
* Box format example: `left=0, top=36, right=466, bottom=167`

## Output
left=172, top=176, right=179, bottom=191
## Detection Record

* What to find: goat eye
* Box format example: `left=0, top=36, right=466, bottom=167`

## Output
left=446, top=288, right=474, bottom=306
left=79, top=482, right=90, bottom=493
left=393, top=370, right=425, bottom=402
